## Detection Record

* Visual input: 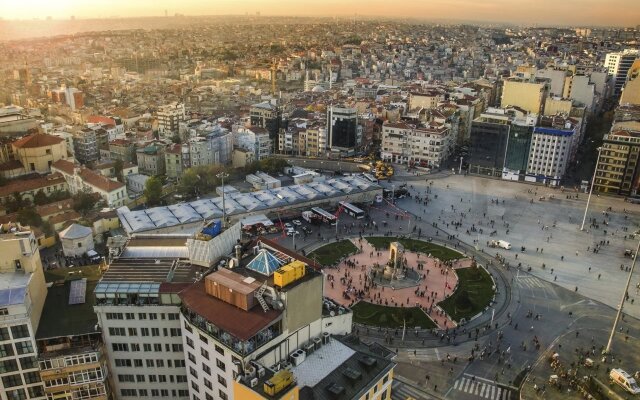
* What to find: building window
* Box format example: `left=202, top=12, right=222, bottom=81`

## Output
left=216, top=359, right=226, bottom=371
left=14, top=341, right=33, bottom=355
left=23, top=371, right=41, bottom=384
left=215, top=345, right=224, bottom=356
left=218, top=375, right=227, bottom=387
left=0, top=327, right=10, bottom=340
left=10, top=325, right=29, bottom=339
left=2, top=374, right=23, bottom=388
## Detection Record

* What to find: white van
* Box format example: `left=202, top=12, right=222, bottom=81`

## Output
left=497, top=240, right=512, bottom=250
left=610, top=368, right=640, bottom=394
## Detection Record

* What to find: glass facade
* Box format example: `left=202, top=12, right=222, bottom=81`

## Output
left=469, top=121, right=510, bottom=176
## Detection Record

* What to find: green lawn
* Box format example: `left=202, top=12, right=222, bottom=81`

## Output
left=351, top=301, right=436, bottom=329
left=308, top=239, right=358, bottom=266
left=438, top=267, right=495, bottom=322
left=365, top=237, right=463, bottom=261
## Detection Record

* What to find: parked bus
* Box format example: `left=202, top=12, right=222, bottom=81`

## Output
left=311, top=207, right=337, bottom=225
left=338, top=201, right=365, bottom=219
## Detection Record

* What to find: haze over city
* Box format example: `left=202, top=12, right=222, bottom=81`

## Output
left=3, top=0, right=640, bottom=27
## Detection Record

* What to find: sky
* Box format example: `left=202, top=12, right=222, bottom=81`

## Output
left=2, top=0, right=640, bottom=27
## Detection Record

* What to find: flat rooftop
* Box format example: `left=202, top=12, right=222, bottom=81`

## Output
left=297, top=339, right=396, bottom=400
left=117, top=176, right=380, bottom=234
left=37, top=266, right=102, bottom=339
left=180, top=281, right=282, bottom=341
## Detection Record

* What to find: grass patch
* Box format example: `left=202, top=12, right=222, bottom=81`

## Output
left=351, top=301, right=436, bottom=329
left=438, top=267, right=495, bottom=322
left=44, top=264, right=103, bottom=283
left=308, top=239, right=358, bottom=266
left=365, top=237, right=462, bottom=261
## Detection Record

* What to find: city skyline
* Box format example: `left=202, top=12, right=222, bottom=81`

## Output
left=3, top=0, right=640, bottom=27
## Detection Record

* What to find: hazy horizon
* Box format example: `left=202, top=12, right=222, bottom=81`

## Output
left=2, top=0, right=640, bottom=27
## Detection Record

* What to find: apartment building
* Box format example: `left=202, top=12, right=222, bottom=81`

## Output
left=10, top=133, right=67, bottom=175
left=526, top=115, right=578, bottom=186
left=73, top=129, right=99, bottom=165
left=0, top=173, right=68, bottom=206
left=501, top=77, right=549, bottom=114
left=468, top=107, right=536, bottom=178
left=249, top=102, right=281, bottom=140
left=136, top=143, right=166, bottom=176
left=305, top=123, right=327, bottom=157
left=179, top=238, right=352, bottom=400
left=35, top=266, right=112, bottom=400
left=620, top=60, right=640, bottom=106
left=94, top=237, right=202, bottom=400
left=605, top=49, right=639, bottom=96
left=381, top=121, right=453, bottom=168
left=165, top=144, right=184, bottom=181
left=327, top=106, right=359, bottom=155
left=0, top=224, right=48, bottom=399
left=234, top=126, right=272, bottom=161
left=108, top=139, right=137, bottom=164
left=157, top=103, right=186, bottom=137
left=594, top=128, right=640, bottom=196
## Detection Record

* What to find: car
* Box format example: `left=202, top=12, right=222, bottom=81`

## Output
left=284, top=223, right=293, bottom=229
left=286, top=230, right=300, bottom=236
left=292, top=219, right=302, bottom=226
left=302, top=226, right=312, bottom=234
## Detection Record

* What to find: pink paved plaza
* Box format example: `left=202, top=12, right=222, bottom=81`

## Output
left=322, top=238, right=474, bottom=329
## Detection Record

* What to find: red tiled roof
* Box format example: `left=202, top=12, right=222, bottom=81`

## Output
left=36, top=198, right=74, bottom=217
left=52, top=159, right=125, bottom=193
left=12, top=134, right=64, bottom=149
left=179, top=281, right=282, bottom=341
left=0, top=173, right=66, bottom=198
left=49, top=210, right=81, bottom=226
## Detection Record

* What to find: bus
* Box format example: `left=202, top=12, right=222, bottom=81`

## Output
left=362, top=173, right=379, bottom=183
left=311, top=207, right=337, bottom=225
left=338, top=201, right=365, bottom=219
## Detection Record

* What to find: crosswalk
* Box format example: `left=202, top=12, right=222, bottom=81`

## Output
left=391, top=380, right=429, bottom=400
left=515, top=276, right=546, bottom=289
left=451, top=374, right=513, bottom=399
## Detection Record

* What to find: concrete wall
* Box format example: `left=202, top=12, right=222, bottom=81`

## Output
left=283, top=274, right=323, bottom=334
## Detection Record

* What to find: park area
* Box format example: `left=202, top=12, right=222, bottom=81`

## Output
left=307, top=239, right=358, bottom=266
left=351, top=301, right=436, bottom=329
left=438, top=266, right=495, bottom=322
left=365, top=236, right=463, bottom=261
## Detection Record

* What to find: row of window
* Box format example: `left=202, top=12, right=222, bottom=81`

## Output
left=0, top=325, right=30, bottom=342
left=112, top=343, right=184, bottom=352
left=121, top=388, right=189, bottom=397
left=105, top=312, right=180, bottom=320
left=4, top=386, right=44, bottom=400
left=3, top=371, right=41, bottom=388
left=117, top=373, right=187, bottom=383
left=0, top=356, right=37, bottom=373
left=115, top=358, right=186, bottom=368
left=108, top=327, right=181, bottom=337
left=0, top=341, right=34, bottom=358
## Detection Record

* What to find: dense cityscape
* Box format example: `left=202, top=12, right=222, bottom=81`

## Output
left=0, top=7, right=640, bottom=400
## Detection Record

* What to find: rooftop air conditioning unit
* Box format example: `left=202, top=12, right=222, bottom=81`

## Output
left=295, top=349, right=306, bottom=364
left=257, top=367, right=265, bottom=378
left=289, top=352, right=300, bottom=366
left=313, top=337, right=322, bottom=350
left=250, top=377, right=258, bottom=388
left=305, top=343, right=315, bottom=355
left=322, top=332, right=331, bottom=345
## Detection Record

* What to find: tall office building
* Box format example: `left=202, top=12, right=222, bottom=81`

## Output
left=157, top=103, right=186, bottom=138
left=327, top=105, right=358, bottom=155
left=594, top=128, right=640, bottom=196
left=0, top=223, right=48, bottom=399
left=605, top=50, right=639, bottom=96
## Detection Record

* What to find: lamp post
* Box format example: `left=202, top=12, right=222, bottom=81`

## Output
left=605, top=234, right=640, bottom=355
left=459, top=156, right=463, bottom=175
left=581, top=147, right=603, bottom=231
left=217, top=172, right=229, bottom=228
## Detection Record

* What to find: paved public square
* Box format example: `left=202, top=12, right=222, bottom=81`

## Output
left=392, top=174, right=640, bottom=319
left=322, top=237, right=474, bottom=329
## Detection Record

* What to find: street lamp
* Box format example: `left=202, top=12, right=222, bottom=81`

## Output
left=605, top=233, right=640, bottom=354
left=216, top=171, right=229, bottom=229
left=458, top=156, right=463, bottom=175
left=580, top=147, right=603, bottom=231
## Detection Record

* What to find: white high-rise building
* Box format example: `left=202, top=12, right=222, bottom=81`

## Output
left=157, top=103, right=186, bottom=137
left=0, top=224, right=47, bottom=399
left=605, top=50, right=639, bottom=96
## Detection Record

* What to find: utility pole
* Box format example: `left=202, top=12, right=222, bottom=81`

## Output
left=217, top=172, right=229, bottom=228
left=581, top=147, right=602, bottom=231
left=459, top=156, right=464, bottom=175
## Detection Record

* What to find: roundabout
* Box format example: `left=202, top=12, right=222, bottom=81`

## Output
left=310, top=236, right=496, bottom=330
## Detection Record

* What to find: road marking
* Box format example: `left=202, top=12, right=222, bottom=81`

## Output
left=452, top=376, right=515, bottom=400
left=516, top=276, right=546, bottom=289
left=391, top=380, right=428, bottom=400
left=435, top=348, right=441, bottom=361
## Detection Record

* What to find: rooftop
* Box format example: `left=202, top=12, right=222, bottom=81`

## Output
left=117, top=176, right=379, bottom=234
left=180, top=280, right=282, bottom=341
left=37, top=266, right=101, bottom=339
left=12, top=133, right=64, bottom=149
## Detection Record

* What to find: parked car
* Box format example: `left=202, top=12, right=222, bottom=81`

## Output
left=292, top=219, right=302, bottom=226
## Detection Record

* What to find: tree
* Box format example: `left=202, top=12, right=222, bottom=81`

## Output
left=33, top=190, right=48, bottom=206
left=144, top=176, right=164, bottom=206
left=113, top=159, right=124, bottom=183
left=178, top=169, right=200, bottom=197
left=73, top=191, right=96, bottom=215
left=16, top=207, right=42, bottom=227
